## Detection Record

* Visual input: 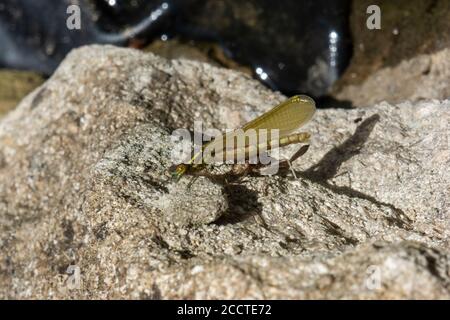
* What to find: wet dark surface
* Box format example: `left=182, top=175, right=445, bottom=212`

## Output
left=0, top=0, right=352, bottom=98
left=175, top=0, right=352, bottom=97
left=0, top=0, right=174, bottom=74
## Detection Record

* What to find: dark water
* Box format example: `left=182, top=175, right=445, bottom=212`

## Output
left=0, top=0, right=352, bottom=99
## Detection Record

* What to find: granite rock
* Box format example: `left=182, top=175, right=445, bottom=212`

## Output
left=0, top=45, right=449, bottom=299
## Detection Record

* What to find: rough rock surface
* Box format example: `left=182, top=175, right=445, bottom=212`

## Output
left=0, top=45, right=449, bottom=299
left=334, top=48, right=450, bottom=107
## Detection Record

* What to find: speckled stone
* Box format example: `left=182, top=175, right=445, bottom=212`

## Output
left=0, top=45, right=449, bottom=299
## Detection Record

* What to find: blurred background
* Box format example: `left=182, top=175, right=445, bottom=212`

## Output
left=0, top=0, right=449, bottom=115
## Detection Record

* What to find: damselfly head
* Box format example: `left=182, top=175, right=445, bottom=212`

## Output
left=171, top=164, right=188, bottom=182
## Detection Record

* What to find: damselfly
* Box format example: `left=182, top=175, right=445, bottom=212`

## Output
left=171, top=95, right=316, bottom=181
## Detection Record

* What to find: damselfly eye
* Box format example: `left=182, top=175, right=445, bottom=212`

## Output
left=171, top=164, right=187, bottom=181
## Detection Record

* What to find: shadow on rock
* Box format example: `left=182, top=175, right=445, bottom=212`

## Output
left=294, top=114, right=413, bottom=230
left=214, top=184, right=262, bottom=225
left=305, top=114, right=380, bottom=181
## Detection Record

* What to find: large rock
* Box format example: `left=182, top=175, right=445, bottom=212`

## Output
left=0, top=45, right=449, bottom=299
left=334, top=48, right=450, bottom=107
left=333, top=0, right=450, bottom=101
